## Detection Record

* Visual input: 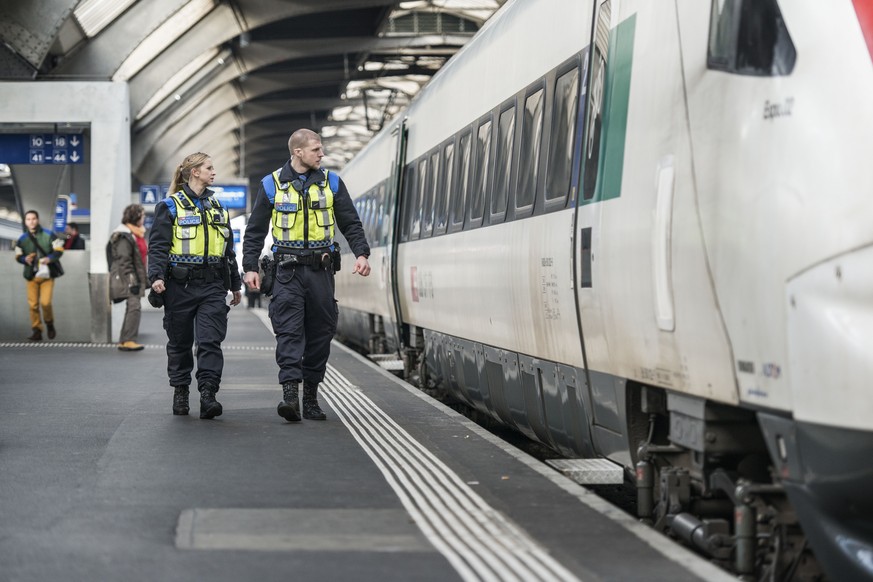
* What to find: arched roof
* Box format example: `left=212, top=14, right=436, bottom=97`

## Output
left=0, top=0, right=505, bottom=187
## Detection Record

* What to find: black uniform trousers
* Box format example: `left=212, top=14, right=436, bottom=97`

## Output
left=269, top=263, right=336, bottom=386
left=162, top=277, right=229, bottom=388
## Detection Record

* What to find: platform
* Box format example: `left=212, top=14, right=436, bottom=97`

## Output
left=0, top=303, right=733, bottom=581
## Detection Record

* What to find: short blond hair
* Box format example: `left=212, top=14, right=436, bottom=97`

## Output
left=288, top=129, right=320, bottom=155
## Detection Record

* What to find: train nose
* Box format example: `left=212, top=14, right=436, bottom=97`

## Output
left=785, top=243, right=873, bottom=431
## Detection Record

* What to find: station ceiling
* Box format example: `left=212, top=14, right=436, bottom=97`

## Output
left=0, top=0, right=505, bottom=188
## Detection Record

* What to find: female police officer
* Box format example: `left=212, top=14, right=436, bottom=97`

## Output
left=148, top=152, right=242, bottom=419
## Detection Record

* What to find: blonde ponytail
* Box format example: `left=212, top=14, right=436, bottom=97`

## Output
left=168, top=152, right=210, bottom=194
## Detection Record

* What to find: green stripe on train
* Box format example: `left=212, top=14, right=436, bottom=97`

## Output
left=585, top=13, right=636, bottom=204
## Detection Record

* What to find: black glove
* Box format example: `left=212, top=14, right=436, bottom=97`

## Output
left=129, top=284, right=140, bottom=295
left=147, top=288, right=164, bottom=308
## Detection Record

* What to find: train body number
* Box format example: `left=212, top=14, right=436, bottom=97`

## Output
left=410, top=266, right=434, bottom=302
left=763, top=97, right=794, bottom=120
left=539, top=256, right=561, bottom=320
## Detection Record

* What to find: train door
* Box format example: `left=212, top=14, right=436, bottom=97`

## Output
left=384, top=119, right=408, bottom=353
left=572, top=0, right=638, bottom=465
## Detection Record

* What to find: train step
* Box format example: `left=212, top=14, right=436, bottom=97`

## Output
left=367, top=353, right=405, bottom=371
left=546, top=458, right=625, bottom=485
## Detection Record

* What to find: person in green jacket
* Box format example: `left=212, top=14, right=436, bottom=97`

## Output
left=14, top=210, right=64, bottom=341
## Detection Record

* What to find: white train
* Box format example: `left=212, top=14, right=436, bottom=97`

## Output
left=333, top=1, right=873, bottom=579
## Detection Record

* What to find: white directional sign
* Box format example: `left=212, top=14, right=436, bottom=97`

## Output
left=140, top=185, right=160, bottom=205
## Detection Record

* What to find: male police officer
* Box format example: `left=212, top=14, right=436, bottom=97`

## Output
left=243, top=129, right=370, bottom=421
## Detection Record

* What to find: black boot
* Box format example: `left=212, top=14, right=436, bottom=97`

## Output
left=172, top=386, right=189, bottom=416
left=46, top=321, right=56, bottom=339
left=302, top=383, right=326, bottom=420
left=277, top=382, right=301, bottom=422
left=27, top=328, right=42, bottom=341
left=199, top=383, right=223, bottom=419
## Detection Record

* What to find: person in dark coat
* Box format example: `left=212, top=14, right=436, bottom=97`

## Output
left=109, top=204, right=148, bottom=351
left=64, top=222, right=86, bottom=249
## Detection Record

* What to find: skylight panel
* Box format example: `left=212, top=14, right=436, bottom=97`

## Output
left=113, top=0, right=217, bottom=82
left=73, top=0, right=137, bottom=38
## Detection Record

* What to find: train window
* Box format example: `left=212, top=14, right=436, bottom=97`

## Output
left=422, top=149, right=439, bottom=237
left=469, top=117, right=492, bottom=225
left=367, top=193, right=377, bottom=247
left=378, top=182, right=388, bottom=246
left=545, top=65, right=579, bottom=207
left=368, top=192, right=377, bottom=246
left=450, top=130, right=472, bottom=232
left=516, top=87, right=544, bottom=213
left=414, top=156, right=428, bottom=239
left=434, top=141, right=454, bottom=235
left=355, top=197, right=366, bottom=244
left=400, top=162, right=417, bottom=242
left=491, top=105, right=515, bottom=220
left=361, top=193, right=371, bottom=247
left=707, top=0, right=795, bottom=76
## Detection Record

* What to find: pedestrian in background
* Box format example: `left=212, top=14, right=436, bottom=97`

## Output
left=148, top=152, right=242, bottom=419
left=14, top=210, right=64, bottom=341
left=109, top=204, right=148, bottom=352
left=242, top=128, right=370, bottom=422
left=244, top=272, right=262, bottom=309
left=63, top=222, right=86, bottom=249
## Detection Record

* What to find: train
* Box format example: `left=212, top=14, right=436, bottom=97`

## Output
left=329, top=1, right=873, bottom=580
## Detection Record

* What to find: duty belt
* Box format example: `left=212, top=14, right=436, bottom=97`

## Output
left=275, top=251, right=331, bottom=270
left=275, top=252, right=316, bottom=266
left=188, top=265, right=224, bottom=281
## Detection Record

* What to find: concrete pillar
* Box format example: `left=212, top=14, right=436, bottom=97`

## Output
left=0, top=82, right=131, bottom=342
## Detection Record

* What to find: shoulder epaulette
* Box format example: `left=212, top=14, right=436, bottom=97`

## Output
left=325, top=169, right=339, bottom=193
left=172, top=190, right=196, bottom=211
left=261, top=174, right=276, bottom=200
left=261, top=167, right=282, bottom=203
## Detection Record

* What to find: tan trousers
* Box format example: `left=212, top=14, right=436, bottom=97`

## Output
left=26, top=277, right=54, bottom=329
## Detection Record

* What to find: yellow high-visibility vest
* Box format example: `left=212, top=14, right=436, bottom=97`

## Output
left=169, top=190, right=230, bottom=264
left=269, top=169, right=336, bottom=250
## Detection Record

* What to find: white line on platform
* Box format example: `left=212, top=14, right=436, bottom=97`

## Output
left=322, top=367, right=579, bottom=582
left=0, top=342, right=273, bottom=351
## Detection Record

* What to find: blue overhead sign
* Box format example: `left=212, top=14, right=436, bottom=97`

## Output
left=139, top=184, right=246, bottom=209
left=212, top=184, right=247, bottom=209
left=0, top=134, right=84, bottom=164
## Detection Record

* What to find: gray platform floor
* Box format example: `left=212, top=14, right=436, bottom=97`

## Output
left=0, top=305, right=733, bottom=582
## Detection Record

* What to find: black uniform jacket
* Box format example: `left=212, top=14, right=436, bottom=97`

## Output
left=147, top=184, right=242, bottom=291
left=242, top=162, right=370, bottom=273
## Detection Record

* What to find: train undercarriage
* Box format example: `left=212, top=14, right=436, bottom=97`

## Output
left=346, top=316, right=826, bottom=581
